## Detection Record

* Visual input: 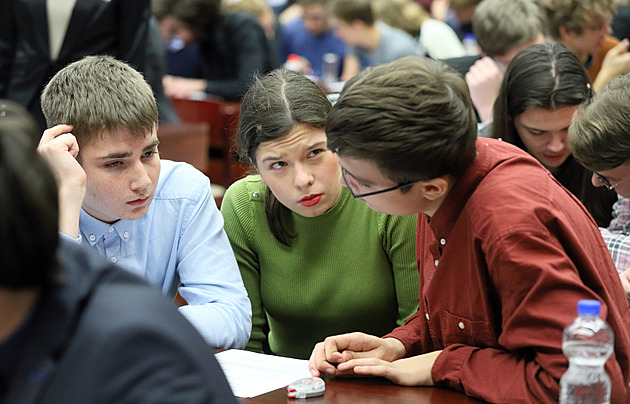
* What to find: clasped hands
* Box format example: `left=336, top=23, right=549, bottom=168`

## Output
left=307, top=332, right=442, bottom=387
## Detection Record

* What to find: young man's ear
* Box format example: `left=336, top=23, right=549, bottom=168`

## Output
left=420, top=176, right=450, bottom=201
left=558, top=25, right=574, bottom=41
left=351, top=19, right=366, bottom=30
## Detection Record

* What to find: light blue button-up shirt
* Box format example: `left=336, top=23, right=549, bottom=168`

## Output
left=62, top=160, right=252, bottom=348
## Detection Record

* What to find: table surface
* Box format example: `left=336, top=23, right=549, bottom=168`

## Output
left=238, top=376, right=486, bottom=404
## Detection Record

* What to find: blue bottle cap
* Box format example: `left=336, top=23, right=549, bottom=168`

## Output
left=577, top=299, right=601, bottom=316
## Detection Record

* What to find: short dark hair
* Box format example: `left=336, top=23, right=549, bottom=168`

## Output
left=491, top=42, right=592, bottom=149
left=326, top=56, right=477, bottom=183
left=171, top=0, right=225, bottom=38
left=0, top=101, right=59, bottom=288
left=328, top=0, right=374, bottom=25
left=237, top=68, right=332, bottom=245
left=569, top=73, right=630, bottom=172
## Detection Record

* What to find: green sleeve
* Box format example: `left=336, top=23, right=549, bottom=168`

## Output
left=220, top=178, right=266, bottom=353
left=379, top=213, right=420, bottom=326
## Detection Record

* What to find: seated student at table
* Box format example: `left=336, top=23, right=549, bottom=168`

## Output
left=539, top=0, right=630, bottom=93
left=279, top=0, right=347, bottom=78
left=159, top=0, right=276, bottom=101
left=328, top=0, right=422, bottom=81
left=569, top=73, right=630, bottom=296
left=307, top=56, right=630, bottom=403
left=220, top=68, right=419, bottom=359
left=36, top=55, right=251, bottom=349
left=0, top=100, right=236, bottom=404
left=490, top=42, right=617, bottom=227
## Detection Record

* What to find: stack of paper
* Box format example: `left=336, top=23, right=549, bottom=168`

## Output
left=215, top=349, right=313, bottom=398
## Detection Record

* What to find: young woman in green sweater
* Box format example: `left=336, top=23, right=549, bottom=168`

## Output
left=220, top=69, right=419, bottom=359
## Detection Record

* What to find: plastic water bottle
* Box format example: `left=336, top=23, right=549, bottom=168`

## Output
left=321, top=53, right=339, bottom=85
left=284, top=54, right=303, bottom=73
left=559, top=299, right=614, bottom=404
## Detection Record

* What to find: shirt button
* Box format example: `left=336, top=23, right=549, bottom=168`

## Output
left=458, top=322, right=465, bottom=330
left=108, top=227, right=114, bottom=233
left=253, top=192, right=260, bottom=198
left=440, top=238, right=446, bottom=246
left=425, top=313, right=430, bottom=320
left=434, top=259, right=439, bottom=267
left=89, top=234, right=96, bottom=242
left=123, top=232, right=129, bottom=238
left=111, top=257, right=117, bottom=263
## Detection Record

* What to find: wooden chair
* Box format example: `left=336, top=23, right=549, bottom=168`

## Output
left=157, top=122, right=210, bottom=174
left=169, top=96, right=249, bottom=187
left=157, top=121, right=226, bottom=206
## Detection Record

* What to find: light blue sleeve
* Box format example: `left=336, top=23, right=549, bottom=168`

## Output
left=59, top=232, right=83, bottom=244
left=175, top=177, right=252, bottom=349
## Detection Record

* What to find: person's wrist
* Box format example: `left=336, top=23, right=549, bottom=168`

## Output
left=383, top=337, right=406, bottom=361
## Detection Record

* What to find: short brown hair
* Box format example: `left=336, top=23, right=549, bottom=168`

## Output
left=569, top=74, right=630, bottom=172
left=472, top=0, right=543, bottom=57
left=449, top=0, right=482, bottom=11
left=328, top=0, right=374, bottom=25
left=41, top=55, right=158, bottom=145
left=538, top=0, right=615, bottom=38
left=326, top=56, right=477, bottom=183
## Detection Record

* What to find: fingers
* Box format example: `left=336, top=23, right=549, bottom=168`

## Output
left=39, top=124, right=74, bottom=146
left=308, top=333, right=372, bottom=377
left=610, top=38, right=630, bottom=56
left=308, top=341, right=339, bottom=377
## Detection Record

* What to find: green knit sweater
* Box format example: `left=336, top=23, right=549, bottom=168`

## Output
left=220, top=175, right=419, bottom=359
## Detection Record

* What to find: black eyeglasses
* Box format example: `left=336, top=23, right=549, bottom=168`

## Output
left=341, top=167, right=422, bottom=198
left=594, top=172, right=628, bottom=191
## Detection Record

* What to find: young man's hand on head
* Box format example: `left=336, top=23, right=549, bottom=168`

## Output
left=37, top=124, right=86, bottom=238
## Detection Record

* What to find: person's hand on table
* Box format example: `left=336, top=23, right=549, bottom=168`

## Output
left=308, top=332, right=406, bottom=377
left=163, top=75, right=208, bottom=99
left=337, top=350, right=443, bottom=386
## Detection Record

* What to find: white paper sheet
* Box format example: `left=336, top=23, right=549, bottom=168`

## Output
left=215, top=349, right=313, bottom=398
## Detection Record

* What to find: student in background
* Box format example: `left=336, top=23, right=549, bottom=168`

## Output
left=445, top=0, right=545, bottom=125
left=328, top=0, right=423, bottom=81
left=372, top=0, right=466, bottom=60
left=539, top=0, right=630, bottom=92
left=160, top=0, right=275, bottom=100
left=279, top=0, right=347, bottom=78
left=37, top=55, right=251, bottom=349
left=308, top=56, right=630, bottom=403
left=220, top=68, right=419, bottom=359
left=491, top=42, right=617, bottom=227
left=569, top=73, right=630, bottom=296
left=0, top=100, right=236, bottom=404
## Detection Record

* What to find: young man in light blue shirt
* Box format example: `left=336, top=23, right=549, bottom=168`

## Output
left=328, top=0, right=422, bottom=80
left=37, top=55, right=251, bottom=349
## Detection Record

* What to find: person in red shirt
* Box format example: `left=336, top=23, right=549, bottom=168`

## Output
left=307, top=55, right=630, bottom=403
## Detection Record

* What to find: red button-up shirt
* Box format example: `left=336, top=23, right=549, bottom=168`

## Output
left=385, top=138, right=630, bottom=403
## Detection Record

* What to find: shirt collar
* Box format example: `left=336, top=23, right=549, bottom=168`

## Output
left=79, top=210, right=135, bottom=246
left=428, top=138, right=495, bottom=238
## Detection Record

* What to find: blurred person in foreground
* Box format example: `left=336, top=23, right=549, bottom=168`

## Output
left=0, top=100, right=236, bottom=404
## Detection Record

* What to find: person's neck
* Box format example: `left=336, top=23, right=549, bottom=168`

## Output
left=559, top=39, right=589, bottom=64
left=358, top=25, right=381, bottom=52
left=0, top=288, right=40, bottom=343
